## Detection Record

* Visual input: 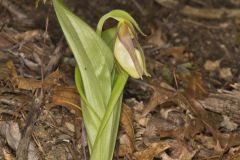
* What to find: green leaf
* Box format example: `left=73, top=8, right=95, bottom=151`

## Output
left=54, top=1, right=135, bottom=160
left=91, top=72, right=128, bottom=159
left=53, top=0, right=114, bottom=150
left=97, top=9, right=145, bottom=36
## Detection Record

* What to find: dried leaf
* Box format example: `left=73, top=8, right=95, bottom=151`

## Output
left=0, top=121, right=21, bottom=150
left=2, top=148, right=16, bottom=160
left=144, top=117, right=184, bottom=140
left=220, top=115, right=238, bottom=131
left=142, top=86, right=173, bottom=116
left=6, top=60, right=18, bottom=78
left=195, top=134, right=223, bottom=153
left=118, top=104, right=135, bottom=157
left=161, top=141, right=196, bottom=160
left=133, top=141, right=171, bottom=160
left=178, top=94, right=222, bottom=146
left=204, top=59, right=221, bottom=71
left=14, top=70, right=62, bottom=90
left=49, top=86, right=81, bottom=111
left=224, top=146, right=240, bottom=160
left=177, top=71, right=208, bottom=98
left=219, top=67, right=233, bottom=81
left=64, top=122, right=75, bottom=132
left=147, top=27, right=166, bottom=47
left=118, top=134, right=134, bottom=157
left=121, top=104, right=134, bottom=141
left=160, top=46, right=185, bottom=61
left=0, top=33, right=15, bottom=49
left=15, top=77, right=56, bottom=90
left=14, top=30, right=42, bottom=41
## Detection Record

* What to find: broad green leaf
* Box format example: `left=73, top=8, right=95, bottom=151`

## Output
left=97, top=9, right=145, bottom=36
left=54, top=1, right=136, bottom=160
left=91, top=95, right=123, bottom=160
left=91, top=71, right=128, bottom=159
left=53, top=0, right=114, bottom=150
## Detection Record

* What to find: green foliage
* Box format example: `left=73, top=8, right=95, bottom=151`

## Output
left=53, top=0, right=146, bottom=159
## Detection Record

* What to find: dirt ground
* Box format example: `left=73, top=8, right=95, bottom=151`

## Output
left=1, top=0, right=240, bottom=159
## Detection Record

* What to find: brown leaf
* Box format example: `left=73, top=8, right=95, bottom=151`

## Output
left=49, top=86, right=81, bottom=111
left=13, top=70, right=62, bottom=90
left=121, top=104, right=134, bottom=141
left=119, top=104, right=135, bottom=157
left=133, top=141, right=171, bottom=160
left=220, top=115, right=238, bottom=131
left=160, top=141, right=196, bottom=160
left=15, top=77, right=54, bottom=90
left=219, top=67, right=233, bottom=81
left=195, top=134, right=223, bottom=153
left=118, top=134, right=134, bottom=157
left=6, top=60, right=18, bottom=78
left=14, top=30, right=42, bottom=41
left=0, top=121, right=21, bottom=150
left=184, top=117, right=204, bottom=139
left=177, top=71, right=208, bottom=98
left=159, top=46, right=185, bottom=61
left=223, top=146, right=240, bottom=160
left=0, top=33, right=15, bottom=48
left=0, top=63, right=10, bottom=81
left=178, top=94, right=223, bottom=147
left=204, top=59, right=221, bottom=71
left=142, top=85, right=173, bottom=116
left=2, top=148, right=16, bottom=160
left=144, top=117, right=184, bottom=140
left=147, top=27, right=166, bottom=47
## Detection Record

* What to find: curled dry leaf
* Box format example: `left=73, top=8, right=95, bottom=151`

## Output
left=204, top=59, right=221, bottom=71
left=6, top=60, right=18, bottom=78
left=133, top=141, right=171, bottom=160
left=219, top=67, right=233, bottom=81
left=224, top=146, right=240, bottom=160
left=14, top=77, right=56, bottom=90
left=178, top=94, right=221, bottom=143
left=0, top=121, right=21, bottom=150
left=121, top=104, right=134, bottom=141
left=220, top=115, right=238, bottom=131
left=147, top=27, right=166, bottom=48
left=118, top=104, right=135, bottom=157
left=144, top=117, right=184, bottom=140
left=162, top=141, right=196, bottom=160
left=64, top=122, right=75, bottom=132
left=11, top=70, right=63, bottom=90
left=159, top=46, right=186, bottom=61
left=144, top=110, right=204, bottom=143
left=0, top=121, right=40, bottom=160
left=118, top=134, right=134, bottom=157
left=184, top=117, right=204, bottom=139
left=0, top=63, right=11, bottom=81
left=177, top=70, right=208, bottom=98
left=2, top=148, right=16, bottom=160
left=49, top=86, right=81, bottom=111
left=142, top=85, right=173, bottom=116
left=195, top=134, right=223, bottom=153
left=126, top=98, right=148, bottom=126
left=14, top=30, right=42, bottom=42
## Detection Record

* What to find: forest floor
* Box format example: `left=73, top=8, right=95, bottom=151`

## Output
left=1, top=0, right=240, bottom=159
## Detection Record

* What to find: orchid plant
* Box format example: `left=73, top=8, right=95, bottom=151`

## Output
left=53, top=0, right=150, bottom=159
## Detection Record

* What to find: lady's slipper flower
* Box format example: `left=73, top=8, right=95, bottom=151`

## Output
left=114, top=22, right=150, bottom=79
